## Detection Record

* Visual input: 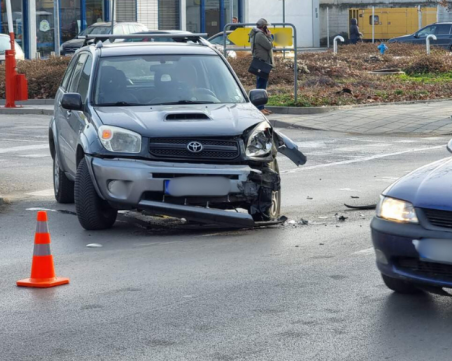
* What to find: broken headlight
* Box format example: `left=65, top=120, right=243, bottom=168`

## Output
left=246, top=122, right=273, bottom=157
left=98, top=125, right=142, bottom=153
left=377, top=196, right=419, bottom=224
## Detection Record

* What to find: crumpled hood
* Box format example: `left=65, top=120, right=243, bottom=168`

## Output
left=383, top=156, right=452, bottom=210
left=94, top=103, right=267, bottom=138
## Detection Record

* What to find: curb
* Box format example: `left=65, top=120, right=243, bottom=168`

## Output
left=267, top=98, right=452, bottom=115
left=0, top=108, right=53, bottom=115
left=0, top=99, right=54, bottom=105
left=269, top=119, right=322, bottom=131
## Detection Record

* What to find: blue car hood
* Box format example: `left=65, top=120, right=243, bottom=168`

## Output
left=384, top=157, right=452, bottom=210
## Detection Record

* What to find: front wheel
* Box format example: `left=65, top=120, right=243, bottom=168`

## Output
left=381, top=274, right=421, bottom=294
left=251, top=159, right=281, bottom=222
left=75, top=158, right=117, bottom=230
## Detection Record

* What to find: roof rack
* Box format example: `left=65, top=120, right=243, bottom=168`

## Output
left=79, top=33, right=210, bottom=47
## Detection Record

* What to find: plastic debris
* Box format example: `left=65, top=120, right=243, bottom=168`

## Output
left=344, top=203, right=377, bottom=210
left=86, top=243, right=103, bottom=248
left=307, top=196, right=313, bottom=200
left=351, top=196, right=360, bottom=199
left=298, top=218, right=309, bottom=225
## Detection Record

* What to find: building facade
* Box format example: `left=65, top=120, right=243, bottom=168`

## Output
left=1, top=0, right=324, bottom=59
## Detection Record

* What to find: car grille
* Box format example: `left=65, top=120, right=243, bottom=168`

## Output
left=397, top=257, right=452, bottom=280
left=149, top=138, right=240, bottom=161
left=422, top=208, right=452, bottom=229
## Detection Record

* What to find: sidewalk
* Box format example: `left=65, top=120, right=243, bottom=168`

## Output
left=268, top=101, right=452, bottom=135
left=1, top=100, right=452, bottom=136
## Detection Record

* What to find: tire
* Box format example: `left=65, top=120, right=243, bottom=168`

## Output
left=381, top=274, right=421, bottom=294
left=75, top=158, right=117, bottom=230
left=251, top=159, right=281, bottom=222
left=53, top=150, right=74, bottom=204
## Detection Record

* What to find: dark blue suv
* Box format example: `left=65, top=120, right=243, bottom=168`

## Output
left=389, top=22, right=452, bottom=51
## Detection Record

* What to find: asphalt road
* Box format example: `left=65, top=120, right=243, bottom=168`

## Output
left=1, top=114, right=452, bottom=361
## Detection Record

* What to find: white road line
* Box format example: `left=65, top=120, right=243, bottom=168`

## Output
left=0, top=138, right=48, bottom=143
left=0, top=144, right=49, bottom=154
left=353, top=248, right=374, bottom=255
left=17, top=154, right=51, bottom=158
left=282, top=146, right=445, bottom=174
left=26, top=189, right=54, bottom=197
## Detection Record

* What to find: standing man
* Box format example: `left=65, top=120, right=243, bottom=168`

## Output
left=230, top=17, right=241, bottom=31
left=249, top=18, right=274, bottom=115
left=349, top=18, right=361, bottom=45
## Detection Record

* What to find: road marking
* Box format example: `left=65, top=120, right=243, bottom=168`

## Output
left=26, top=189, right=54, bottom=197
left=282, top=146, right=444, bottom=174
left=0, top=138, right=48, bottom=143
left=18, top=154, right=51, bottom=158
left=26, top=207, right=57, bottom=212
left=353, top=248, right=374, bottom=255
left=0, top=144, right=48, bottom=154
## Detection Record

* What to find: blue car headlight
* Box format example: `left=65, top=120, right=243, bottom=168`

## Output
left=377, top=196, right=419, bottom=224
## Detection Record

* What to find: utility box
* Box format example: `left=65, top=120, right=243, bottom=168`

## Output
left=15, top=74, right=28, bottom=101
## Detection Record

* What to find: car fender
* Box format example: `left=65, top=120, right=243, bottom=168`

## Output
left=274, top=130, right=307, bottom=166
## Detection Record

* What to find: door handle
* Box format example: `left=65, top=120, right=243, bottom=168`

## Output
left=66, top=110, right=72, bottom=117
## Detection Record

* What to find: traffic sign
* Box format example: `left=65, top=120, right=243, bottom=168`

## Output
left=227, top=27, right=293, bottom=47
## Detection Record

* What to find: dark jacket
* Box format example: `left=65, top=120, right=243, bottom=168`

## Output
left=249, top=27, right=274, bottom=66
left=350, top=18, right=360, bottom=41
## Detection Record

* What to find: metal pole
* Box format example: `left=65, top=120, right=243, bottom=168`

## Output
left=418, top=5, right=422, bottom=30
left=327, top=7, right=329, bottom=48
left=230, top=0, right=233, bottom=21
left=283, top=0, right=286, bottom=58
left=293, top=24, right=297, bottom=103
left=333, top=35, right=344, bottom=54
left=54, top=0, right=60, bottom=56
left=426, top=34, right=437, bottom=55
left=5, top=0, right=17, bottom=108
left=372, top=6, right=375, bottom=43
left=111, top=0, right=115, bottom=34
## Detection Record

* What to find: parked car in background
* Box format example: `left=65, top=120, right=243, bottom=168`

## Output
left=61, top=22, right=148, bottom=56
left=388, top=22, right=452, bottom=51
left=208, top=31, right=245, bottom=58
left=123, top=30, right=195, bottom=43
left=0, top=34, right=25, bottom=63
left=372, top=139, right=452, bottom=294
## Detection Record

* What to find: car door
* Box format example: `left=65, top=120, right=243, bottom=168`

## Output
left=413, top=25, right=437, bottom=45
left=435, top=24, right=452, bottom=49
left=60, top=52, right=89, bottom=175
left=55, top=54, right=80, bottom=174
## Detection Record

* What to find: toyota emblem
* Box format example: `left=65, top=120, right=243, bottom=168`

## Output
left=187, top=141, right=203, bottom=153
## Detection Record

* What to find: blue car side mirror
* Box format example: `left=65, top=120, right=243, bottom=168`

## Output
left=447, top=139, right=452, bottom=154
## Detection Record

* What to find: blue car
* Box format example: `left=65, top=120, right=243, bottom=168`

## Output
left=388, top=22, right=452, bottom=51
left=371, top=140, right=452, bottom=294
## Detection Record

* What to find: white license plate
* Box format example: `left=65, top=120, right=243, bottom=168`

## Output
left=413, top=239, right=452, bottom=264
left=164, top=177, right=230, bottom=197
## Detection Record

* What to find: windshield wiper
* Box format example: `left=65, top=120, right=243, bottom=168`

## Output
left=96, top=101, right=143, bottom=106
left=151, top=100, right=216, bottom=105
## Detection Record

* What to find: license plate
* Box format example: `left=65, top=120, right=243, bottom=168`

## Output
left=413, top=239, right=452, bottom=264
left=164, top=177, right=230, bottom=197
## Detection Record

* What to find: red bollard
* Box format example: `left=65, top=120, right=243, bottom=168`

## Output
left=4, top=47, right=17, bottom=108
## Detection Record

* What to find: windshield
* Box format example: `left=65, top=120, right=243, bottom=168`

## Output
left=94, top=55, right=246, bottom=106
left=0, top=37, right=10, bottom=53
left=79, top=26, right=111, bottom=36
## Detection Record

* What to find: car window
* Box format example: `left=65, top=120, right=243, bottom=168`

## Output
left=94, top=55, right=246, bottom=106
left=61, top=54, right=81, bottom=90
left=77, top=55, right=93, bottom=103
left=0, top=36, right=10, bottom=53
left=128, top=25, right=137, bottom=34
left=115, top=25, right=125, bottom=35
left=417, top=26, right=437, bottom=37
left=209, top=35, right=231, bottom=45
left=436, top=24, right=451, bottom=35
left=68, top=53, right=88, bottom=93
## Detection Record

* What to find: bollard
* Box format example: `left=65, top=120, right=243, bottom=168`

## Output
left=333, top=36, right=345, bottom=54
left=426, top=34, right=437, bottom=55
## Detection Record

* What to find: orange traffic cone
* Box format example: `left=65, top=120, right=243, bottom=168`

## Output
left=17, top=211, right=70, bottom=288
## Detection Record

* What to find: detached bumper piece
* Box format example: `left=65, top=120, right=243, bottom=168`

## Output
left=138, top=200, right=255, bottom=227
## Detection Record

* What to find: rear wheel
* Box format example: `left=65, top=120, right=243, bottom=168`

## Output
left=75, top=158, right=117, bottom=230
left=381, top=274, right=420, bottom=294
left=53, top=150, right=74, bottom=204
left=251, top=159, right=281, bottom=222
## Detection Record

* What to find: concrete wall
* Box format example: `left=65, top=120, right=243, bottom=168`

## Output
left=319, top=0, right=441, bottom=45
left=245, top=0, right=320, bottom=48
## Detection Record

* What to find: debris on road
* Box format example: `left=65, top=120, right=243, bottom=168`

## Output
left=307, top=196, right=313, bottom=200
left=335, top=213, right=348, bottom=222
left=298, top=218, right=309, bottom=225
left=86, top=243, right=103, bottom=248
left=344, top=203, right=377, bottom=210
left=351, top=196, right=360, bottom=199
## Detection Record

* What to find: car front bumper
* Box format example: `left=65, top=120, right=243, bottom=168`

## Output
left=88, top=156, right=263, bottom=226
left=371, top=216, right=452, bottom=288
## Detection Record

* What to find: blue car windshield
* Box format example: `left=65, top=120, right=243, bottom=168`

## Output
left=94, top=55, right=246, bottom=106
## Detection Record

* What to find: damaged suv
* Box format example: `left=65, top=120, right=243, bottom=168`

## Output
left=49, top=34, right=306, bottom=230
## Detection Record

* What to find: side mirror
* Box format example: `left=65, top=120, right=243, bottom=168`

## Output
left=447, top=139, right=452, bottom=154
left=61, top=93, right=83, bottom=111
left=414, top=34, right=419, bottom=38
left=249, top=89, right=268, bottom=107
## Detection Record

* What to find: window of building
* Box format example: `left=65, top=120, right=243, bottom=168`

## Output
left=369, top=15, right=379, bottom=25
left=186, top=0, right=201, bottom=33
left=61, top=0, right=81, bottom=43
left=159, top=0, right=180, bottom=30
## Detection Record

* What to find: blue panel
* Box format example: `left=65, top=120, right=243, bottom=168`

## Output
left=104, top=0, right=110, bottom=22
left=200, top=0, right=205, bottom=33
left=81, top=0, right=86, bottom=30
left=219, top=0, right=224, bottom=31
left=238, top=0, right=243, bottom=22
left=22, top=0, right=29, bottom=58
